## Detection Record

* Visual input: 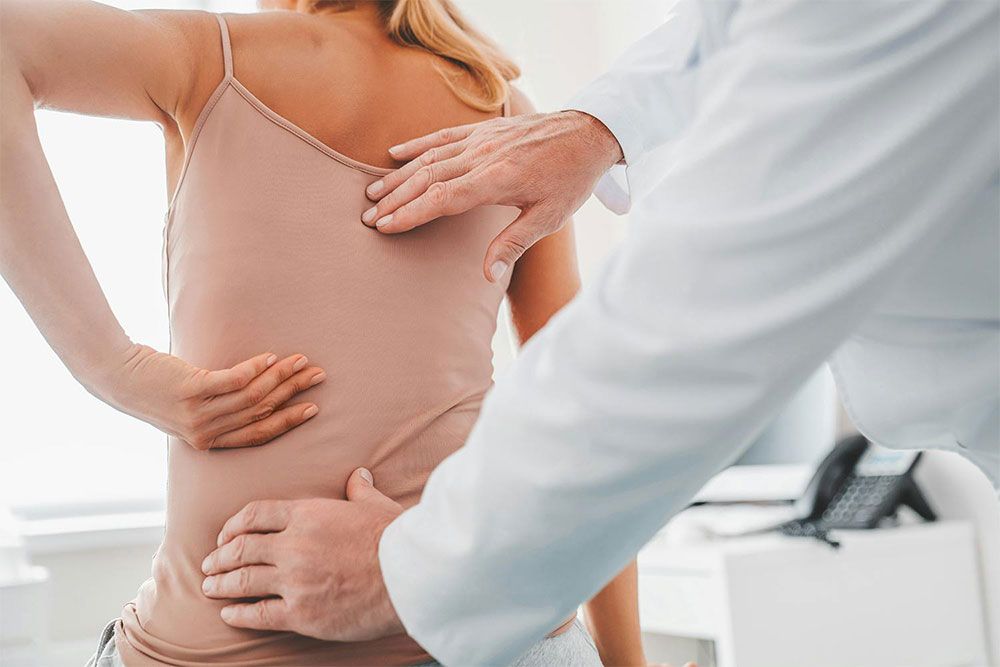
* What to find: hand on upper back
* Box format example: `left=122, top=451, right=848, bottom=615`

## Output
left=104, top=344, right=325, bottom=450
left=361, top=110, right=623, bottom=282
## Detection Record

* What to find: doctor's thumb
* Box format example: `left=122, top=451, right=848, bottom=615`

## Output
left=345, top=467, right=402, bottom=513
left=484, top=204, right=562, bottom=283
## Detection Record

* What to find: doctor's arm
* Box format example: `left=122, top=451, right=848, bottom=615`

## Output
left=379, top=1, right=998, bottom=664
left=503, top=133, right=646, bottom=666
left=0, top=1, right=323, bottom=449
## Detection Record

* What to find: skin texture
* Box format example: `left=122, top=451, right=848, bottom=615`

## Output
left=2, top=0, right=648, bottom=662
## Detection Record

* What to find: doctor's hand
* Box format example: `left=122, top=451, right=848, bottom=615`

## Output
left=362, top=111, right=623, bottom=282
left=103, top=344, right=324, bottom=450
left=202, top=468, right=405, bottom=641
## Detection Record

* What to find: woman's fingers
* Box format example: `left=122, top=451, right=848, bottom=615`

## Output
left=207, top=366, right=325, bottom=435
left=202, top=352, right=278, bottom=394
left=363, top=153, right=472, bottom=229
left=365, top=140, right=467, bottom=206
left=384, top=122, right=478, bottom=162
left=211, top=354, right=312, bottom=412
left=206, top=402, right=319, bottom=450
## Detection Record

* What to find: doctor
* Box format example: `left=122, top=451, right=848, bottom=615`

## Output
left=202, top=1, right=999, bottom=664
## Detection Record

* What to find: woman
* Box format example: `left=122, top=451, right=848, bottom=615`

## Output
left=1, top=1, right=649, bottom=665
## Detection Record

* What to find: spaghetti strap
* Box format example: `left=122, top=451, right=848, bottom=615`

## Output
left=502, top=96, right=511, bottom=118
left=215, top=14, right=234, bottom=80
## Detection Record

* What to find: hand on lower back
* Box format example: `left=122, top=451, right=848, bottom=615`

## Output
left=202, top=468, right=405, bottom=641
left=103, top=344, right=325, bottom=450
left=361, top=110, right=623, bottom=282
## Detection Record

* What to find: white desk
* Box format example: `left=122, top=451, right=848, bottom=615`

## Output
left=638, top=520, right=990, bottom=667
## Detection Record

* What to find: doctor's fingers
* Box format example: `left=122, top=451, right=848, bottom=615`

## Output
left=483, top=203, right=567, bottom=282
left=365, top=139, right=468, bottom=207
left=216, top=499, right=293, bottom=547
left=202, top=533, right=278, bottom=575
left=220, top=599, right=291, bottom=632
left=362, top=150, right=471, bottom=228
left=385, top=121, right=481, bottom=163
left=202, top=565, right=281, bottom=599
left=373, top=170, right=493, bottom=235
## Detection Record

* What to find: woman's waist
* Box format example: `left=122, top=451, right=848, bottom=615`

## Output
left=165, top=391, right=482, bottom=504
left=119, top=595, right=432, bottom=666
left=126, top=408, right=481, bottom=663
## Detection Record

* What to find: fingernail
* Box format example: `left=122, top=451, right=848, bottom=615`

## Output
left=388, top=144, right=403, bottom=157
left=292, top=356, right=308, bottom=372
left=375, top=215, right=393, bottom=229
left=220, top=607, right=234, bottom=622
left=361, top=207, right=377, bottom=224
left=358, top=467, right=374, bottom=485
left=310, top=371, right=326, bottom=386
left=303, top=404, right=319, bottom=419
left=202, top=576, right=215, bottom=593
left=490, top=261, right=509, bottom=281
left=266, top=354, right=278, bottom=366
left=367, top=180, right=384, bottom=197
left=201, top=556, right=212, bottom=574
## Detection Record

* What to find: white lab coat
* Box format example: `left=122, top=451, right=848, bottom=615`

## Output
left=379, top=1, right=1000, bottom=665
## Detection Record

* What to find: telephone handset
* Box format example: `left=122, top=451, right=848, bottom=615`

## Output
left=780, top=435, right=936, bottom=546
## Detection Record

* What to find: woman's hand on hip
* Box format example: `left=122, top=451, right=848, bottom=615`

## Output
left=361, top=111, right=623, bottom=282
left=103, top=344, right=325, bottom=450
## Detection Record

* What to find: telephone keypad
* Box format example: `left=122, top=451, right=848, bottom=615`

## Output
left=820, top=474, right=897, bottom=529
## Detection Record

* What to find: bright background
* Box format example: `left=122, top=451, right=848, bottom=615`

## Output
left=3, top=3, right=998, bottom=667
left=0, top=0, right=674, bottom=515
left=0, top=1, right=692, bottom=660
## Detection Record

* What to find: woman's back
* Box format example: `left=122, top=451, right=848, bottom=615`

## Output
left=117, top=11, right=515, bottom=665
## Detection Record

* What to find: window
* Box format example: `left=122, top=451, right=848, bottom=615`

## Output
left=1, top=0, right=213, bottom=514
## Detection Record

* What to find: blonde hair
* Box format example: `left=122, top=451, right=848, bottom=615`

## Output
left=310, top=0, right=519, bottom=112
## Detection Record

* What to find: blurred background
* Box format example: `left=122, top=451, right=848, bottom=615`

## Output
left=1, top=2, right=996, bottom=666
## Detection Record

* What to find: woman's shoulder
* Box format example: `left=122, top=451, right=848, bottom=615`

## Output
left=219, top=11, right=330, bottom=50
left=507, top=86, right=537, bottom=117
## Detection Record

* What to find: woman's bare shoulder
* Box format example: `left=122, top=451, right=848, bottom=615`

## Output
left=508, top=86, right=538, bottom=116
left=220, top=10, right=346, bottom=60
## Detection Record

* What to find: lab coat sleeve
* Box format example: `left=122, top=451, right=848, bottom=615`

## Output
left=566, top=0, right=717, bottom=213
left=379, top=2, right=998, bottom=665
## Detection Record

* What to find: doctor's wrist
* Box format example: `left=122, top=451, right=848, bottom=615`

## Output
left=564, top=110, right=625, bottom=170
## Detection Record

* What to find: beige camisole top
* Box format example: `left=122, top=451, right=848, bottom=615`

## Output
left=116, top=15, right=515, bottom=666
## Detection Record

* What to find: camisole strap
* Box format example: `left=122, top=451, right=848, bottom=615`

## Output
left=215, top=14, right=234, bottom=81
left=502, top=95, right=511, bottom=118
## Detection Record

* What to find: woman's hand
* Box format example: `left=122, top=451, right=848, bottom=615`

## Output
left=103, top=344, right=325, bottom=450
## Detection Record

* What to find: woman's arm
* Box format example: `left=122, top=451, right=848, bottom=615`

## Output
left=506, top=88, right=647, bottom=667
left=0, top=1, right=323, bottom=449
left=583, top=562, right=647, bottom=667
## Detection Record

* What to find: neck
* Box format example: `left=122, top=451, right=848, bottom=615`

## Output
left=297, top=1, right=384, bottom=21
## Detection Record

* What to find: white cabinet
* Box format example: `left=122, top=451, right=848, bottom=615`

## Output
left=638, top=521, right=989, bottom=667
